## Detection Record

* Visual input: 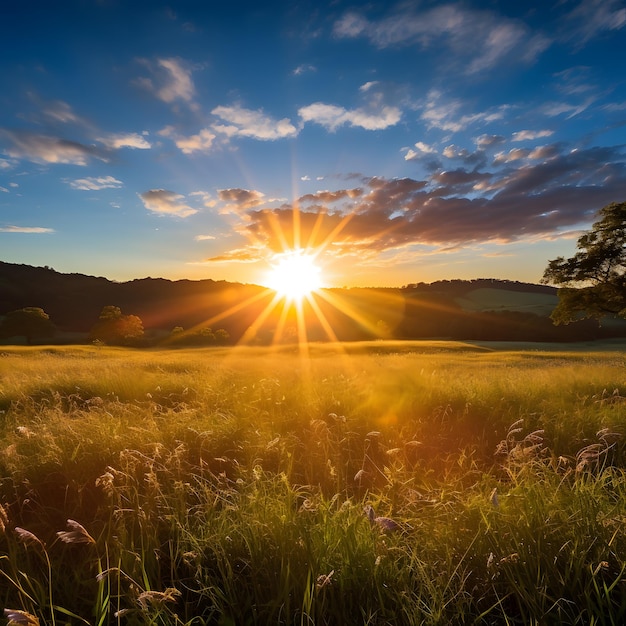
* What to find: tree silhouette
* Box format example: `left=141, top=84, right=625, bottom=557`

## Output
left=0, top=307, right=56, bottom=344
left=542, top=201, right=626, bottom=324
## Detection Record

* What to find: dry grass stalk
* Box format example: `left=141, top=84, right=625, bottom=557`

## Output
left=56, top=519, right=96, bottom=545
left=136, top=587, right=181, bottom=610
left=0, top=503, right=9, bottom=533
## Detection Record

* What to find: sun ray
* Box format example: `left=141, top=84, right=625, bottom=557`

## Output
left=305, top=293, right=341, bottom=343
left=313, top=288, right=394, bottom=338
left=237, top=291, right=285, bottom=345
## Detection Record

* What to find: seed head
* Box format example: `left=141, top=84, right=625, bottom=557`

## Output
left=136, top=587, right=181, bottom=610
left=14, top=527, right=45, bottom=549
left=4, top=609, right=40, bottom=625
left=56, top=519, right=96, bottom=545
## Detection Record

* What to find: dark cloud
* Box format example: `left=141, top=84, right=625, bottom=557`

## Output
left=475, top=134, right=507, bottom=149
left=299, top=188, right=363, bottom=204
left=209, top=143, right=626, bottom=260
left=432, top=169, right=492, bottom=189
left=218, top=188, right=266, bottom=211
left=0, top=129, right=105, bottom=165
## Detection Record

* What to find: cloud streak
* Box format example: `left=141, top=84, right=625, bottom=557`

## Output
left=0, top=129, right=104, bottom=165
left=68, top=176, right=123, bottom=190
left=333, top=3, right=550, bottom=73
left=298, top=102, right=401, bottom=131
left=0, top=225, right=55, bottom=233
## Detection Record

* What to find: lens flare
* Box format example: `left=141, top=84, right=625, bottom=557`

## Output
left=265, top=250, right=323, bottom=302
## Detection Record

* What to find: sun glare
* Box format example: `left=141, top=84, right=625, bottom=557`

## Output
left=265, top=250, right=323, bottom=302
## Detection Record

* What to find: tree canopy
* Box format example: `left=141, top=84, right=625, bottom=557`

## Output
left=90, top=306, right=144, bottom=345
left=542, top=201, right=626, bottom=324
left=0, top=307, right=56, bottom=344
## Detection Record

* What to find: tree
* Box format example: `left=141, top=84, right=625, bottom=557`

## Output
left=542, top=201, right=626, bottom=324
left=90, top=306, right=144, bottom=345
left=0, top=307, right=56, bottom=344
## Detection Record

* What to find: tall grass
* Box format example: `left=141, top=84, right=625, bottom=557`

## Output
left=1, top=342, right=626, bottom=624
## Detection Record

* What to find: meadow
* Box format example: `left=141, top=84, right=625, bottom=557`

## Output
left=1, top=341, right=626, bottom=625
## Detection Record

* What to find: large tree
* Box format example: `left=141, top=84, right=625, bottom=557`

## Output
left=90, top=305, right=144, bottom=345
left=0, top=307, right=56, bottom=344
left=542, top=201, right=626, bottom=324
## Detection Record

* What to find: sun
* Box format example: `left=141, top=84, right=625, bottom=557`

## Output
left=265, top=249, right=323, bottom=302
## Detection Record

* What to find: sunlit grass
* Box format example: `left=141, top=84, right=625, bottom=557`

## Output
left=1, top=343, right=626, bottom=623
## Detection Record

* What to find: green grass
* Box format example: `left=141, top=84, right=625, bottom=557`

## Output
left=1, top=342, right=626, bottom=624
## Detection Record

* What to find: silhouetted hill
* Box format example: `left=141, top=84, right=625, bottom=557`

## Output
left=1, top=261, right=625, bottom=343
left=0, top=261, right=271, bottom=338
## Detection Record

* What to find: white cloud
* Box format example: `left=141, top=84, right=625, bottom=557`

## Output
left=194, top=234, right=216, bottom=241
left=211, top=105, right=297, bottom=140
left=42, top=99, right=84, bottom=124
left=0, top=186, right=8, bottom=193
left=136, top=57, right=196, bottom=106
left=512, top=129, right=555, bottom=141
left=189, top=190, right=217, bottom=207
left=420, top=90, right=508, bottom=132
left=333, top=11, right=369, bottom=38
left=493, top=148, right=530, bottom=164
left=68, top=176, right=123, bottom=190
left=0, top=225, right=54, bottom=233
left=139, top=189, right=197, bottom=218
left=292, top=64, right=316, bottom=76
left=404, top=141, right=438, bottom=161
left=359, top=81, right=379, bottom=92
left=467, top=23, right=525, bottom=74
left=98, top=133, right=151, bottom=149
left=0, top=158, right=13, bottom=169
left=298, top=102, right=401, bottom=131
left=175, top=129, right=216, bottom=153
left=474, top=134, right=506, bottom=149
left=443, top=145, right=468, bottom=159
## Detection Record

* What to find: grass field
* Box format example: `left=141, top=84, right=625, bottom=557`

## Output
left=1, top=341, right=626, bottom=625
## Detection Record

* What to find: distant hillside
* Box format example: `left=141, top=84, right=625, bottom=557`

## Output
left=1, top=261, right=624, bottom=343
left=0, top=261, right=271, bottom=337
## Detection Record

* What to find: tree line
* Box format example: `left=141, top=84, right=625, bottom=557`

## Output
left=0, top=305, right=230, bottom=347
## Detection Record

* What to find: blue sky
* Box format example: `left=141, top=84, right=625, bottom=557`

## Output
left=1, top=0, right=626, bottom=288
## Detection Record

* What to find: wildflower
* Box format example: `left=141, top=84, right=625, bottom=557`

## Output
left=56, top=519, right=96, bottom=545
left=14, top=527, right=45, bottom=549
left=3, top=609, right=40, bottom=625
